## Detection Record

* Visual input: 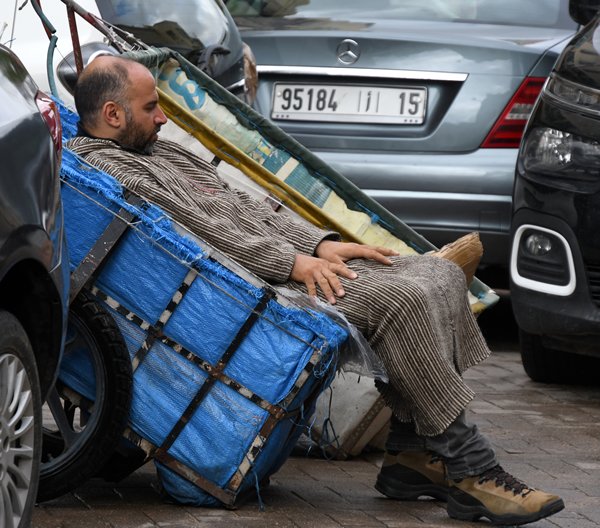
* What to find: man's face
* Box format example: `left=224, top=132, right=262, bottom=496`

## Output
left=117, top=67, right=167, bottom=154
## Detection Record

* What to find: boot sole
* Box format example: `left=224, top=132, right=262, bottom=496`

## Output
left=447, top=494, right=565, bottom=525
left=375, top=476, right=449, bottom=502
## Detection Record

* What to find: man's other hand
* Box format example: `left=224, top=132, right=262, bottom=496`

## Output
left=315, top=240, right=397, bottom=266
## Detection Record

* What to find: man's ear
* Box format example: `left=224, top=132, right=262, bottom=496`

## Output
left=102, top=101, right=124, bottom=129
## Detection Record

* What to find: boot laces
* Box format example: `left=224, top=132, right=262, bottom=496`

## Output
left=429, top=452, right=443, bottom=464
left=478, top=465, right=532, bottom=496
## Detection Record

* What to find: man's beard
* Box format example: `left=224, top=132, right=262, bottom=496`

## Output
left=117, top=115, right=160, bottom=155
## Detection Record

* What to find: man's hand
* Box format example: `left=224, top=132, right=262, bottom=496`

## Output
left=291, top=241, right=398, bottom=304
left=290, top=254, right=357, bottom=304
left=315, top=240, right=398, bottom=266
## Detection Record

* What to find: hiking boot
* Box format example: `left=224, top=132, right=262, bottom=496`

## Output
left=447, top=464, right=565, bottom=525
left=375, top=451, right=449, bottom=501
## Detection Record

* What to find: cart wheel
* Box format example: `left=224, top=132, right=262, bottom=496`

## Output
left=38, top=290, right=132, bottom=502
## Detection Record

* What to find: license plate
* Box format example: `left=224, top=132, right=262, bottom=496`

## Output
left=271, top=83, right=427, bottom=124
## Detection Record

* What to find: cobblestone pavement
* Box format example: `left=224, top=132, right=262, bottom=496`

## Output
left=33, top=345, right=600, bottom=528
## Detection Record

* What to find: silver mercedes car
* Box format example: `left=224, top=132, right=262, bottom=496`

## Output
left=225, top=0, right=578, bottom=285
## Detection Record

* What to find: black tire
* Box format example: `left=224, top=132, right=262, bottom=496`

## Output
left=519, top=328, right=599, bottom=384
left=38, top=290, right=132, bottom=502
left=0, top=311, right=42, bottom=528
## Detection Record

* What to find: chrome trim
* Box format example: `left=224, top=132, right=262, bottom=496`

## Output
left=365, top=189, right=511, bottom=203
left=225, top=78, right=246, bottom=91
left=257, top=65, right=468, bottom=82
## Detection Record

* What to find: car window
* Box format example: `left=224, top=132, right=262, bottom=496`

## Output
left=95, top=0, right=232, bottom=46
left=225, top=0, right=575, bottom=29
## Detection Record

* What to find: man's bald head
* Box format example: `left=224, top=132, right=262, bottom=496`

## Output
left=73, top=55, right=167, bottom=153
left=74, top=56, right=148, bottom=131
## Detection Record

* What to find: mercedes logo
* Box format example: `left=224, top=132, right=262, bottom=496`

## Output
left=336, top=39, right=360, bottom=65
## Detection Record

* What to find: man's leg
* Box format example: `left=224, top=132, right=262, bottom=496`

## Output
left=376, top=411, right=496, bottom=501
left=424, top=410, right=497, bottom=480
left=284, top=255, right=564, bottom=523
left=377, top=411, right=565, bottom=525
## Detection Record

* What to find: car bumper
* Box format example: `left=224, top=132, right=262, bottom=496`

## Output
left=510, top=208, right=600, bottom=354
left=311, top=147, right=515, bottom=267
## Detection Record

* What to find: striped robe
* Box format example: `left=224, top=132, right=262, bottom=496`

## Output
left=68, top=136, right=491, bottom=436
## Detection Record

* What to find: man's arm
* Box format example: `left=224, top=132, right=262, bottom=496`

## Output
left=230, top=187, right=340, bottom=257
left=160, top=137, right=341, bottom=258
left=69, top=138, right=394, bottom=293
left=127, top=178, right=302, bottom=283
left=68, top=138, right=299, bottom=283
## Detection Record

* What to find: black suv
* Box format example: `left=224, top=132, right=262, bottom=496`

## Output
left=511, top=0, right=600, bottom=382
left=0, top=44, right=69, bottom=526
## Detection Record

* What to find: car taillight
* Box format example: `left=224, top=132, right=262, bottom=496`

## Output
left=481, top=77, right=545, bottom=148
left=35, top=91, right=63, bottom=163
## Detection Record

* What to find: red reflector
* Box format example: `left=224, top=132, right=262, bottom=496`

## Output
left=35, top=91, right=63, bottom=162
left=481, top=77, right=545, bottom=148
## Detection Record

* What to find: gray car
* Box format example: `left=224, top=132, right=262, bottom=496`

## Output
left=0, top=43, right=69, bottom=528
left=225, top=0, right=577, bottom=285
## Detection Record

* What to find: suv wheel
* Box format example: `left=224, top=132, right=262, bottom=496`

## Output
left=0, top=311, right=42, bottom=528
left=519, top=328, right=599, bottom=384
left=38, top=291, right=132, bottom=501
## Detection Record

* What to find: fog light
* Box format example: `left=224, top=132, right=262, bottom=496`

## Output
left=525, top=233, right=553, bottom=256
left=512, top=224, right=574, bottom=294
